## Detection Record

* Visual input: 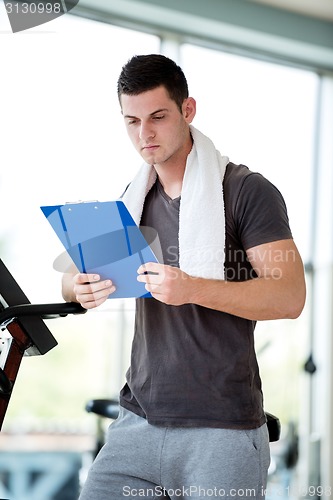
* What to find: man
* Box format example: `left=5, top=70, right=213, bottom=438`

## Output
left=62, top=54, right=306, bottom=499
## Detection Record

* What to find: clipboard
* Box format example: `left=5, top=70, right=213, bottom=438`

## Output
left=40, top=200, right=159, bottom=299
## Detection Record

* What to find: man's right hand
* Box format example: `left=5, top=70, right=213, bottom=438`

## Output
left=63, top=273, right=116, bottom=309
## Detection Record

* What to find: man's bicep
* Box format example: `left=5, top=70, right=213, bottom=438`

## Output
left=246, top=239, right=304, bottom=280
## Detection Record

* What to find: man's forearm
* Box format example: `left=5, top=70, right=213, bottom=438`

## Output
left=62, top=273, right=78, bottom=303
left=189, top=274, right=305, bottom=321
left=188, top=238, right=306, bottom=321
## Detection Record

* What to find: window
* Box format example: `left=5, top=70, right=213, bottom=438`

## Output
left=181, top=43, right=317, bottom=426
left=0, top=11, right=159, bottom=431
left=181, top=44, right=318, bottom=264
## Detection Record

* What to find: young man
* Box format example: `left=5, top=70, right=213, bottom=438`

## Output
left=62, top=54, right=306, bottom=499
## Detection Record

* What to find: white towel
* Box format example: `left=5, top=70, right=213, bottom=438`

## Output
left=122, top=125, right=229, bottom=279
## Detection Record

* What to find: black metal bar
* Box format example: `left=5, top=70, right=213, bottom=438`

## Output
left=0, top=302, right=86, bottom=325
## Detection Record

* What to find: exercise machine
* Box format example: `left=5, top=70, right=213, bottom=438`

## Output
left=0, top=258, right=86, bottom=430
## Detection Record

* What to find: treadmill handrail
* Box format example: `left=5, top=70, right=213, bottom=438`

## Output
left=0, top=302, right=86, bottom=325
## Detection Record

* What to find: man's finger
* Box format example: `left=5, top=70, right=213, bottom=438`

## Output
left=76, top=273, right=100, bottom=284
left=137, top=262, right=162, bottom=275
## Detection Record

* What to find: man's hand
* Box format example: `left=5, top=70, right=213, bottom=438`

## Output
left=71, top=273, right=115, bottom=309
left=137, top=262, right=193, bottom=306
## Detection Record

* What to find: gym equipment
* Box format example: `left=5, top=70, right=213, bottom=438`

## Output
left=0, top=259, right=86, bottom=430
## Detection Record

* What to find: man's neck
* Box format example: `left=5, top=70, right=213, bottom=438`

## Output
left=154, top=162, right=185, bottom=199
left=153, top=134, right=193, bottom=199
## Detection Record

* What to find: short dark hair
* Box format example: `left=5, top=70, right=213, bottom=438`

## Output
left=117, top=54, right=189, bottom=111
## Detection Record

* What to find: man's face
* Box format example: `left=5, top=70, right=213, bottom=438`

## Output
left=120, top=85, right=195, bottom=168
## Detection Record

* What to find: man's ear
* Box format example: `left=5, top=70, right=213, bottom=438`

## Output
left=183, top=97, right=196, bottom=123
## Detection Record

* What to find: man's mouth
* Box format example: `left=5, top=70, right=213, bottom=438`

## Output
left=142, top=144, right=159, bottom=151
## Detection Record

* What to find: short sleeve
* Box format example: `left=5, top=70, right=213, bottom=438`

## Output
left=234, top=172, right=293, bottom=250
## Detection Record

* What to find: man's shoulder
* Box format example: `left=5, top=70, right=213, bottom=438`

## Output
left=223, top=161, right=256, bottom=199
left=224, top=161, right=255, bottom=186
left=223, top=161, right=276, bottom=215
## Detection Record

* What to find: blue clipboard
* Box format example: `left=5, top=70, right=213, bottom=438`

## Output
left=40, top=200, right=158, bottom=299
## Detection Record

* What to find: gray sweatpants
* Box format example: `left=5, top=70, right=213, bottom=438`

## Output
left=79, top=407, right=270, bottom=500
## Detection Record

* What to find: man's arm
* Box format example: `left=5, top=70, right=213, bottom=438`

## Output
left=62, top=271, right=79, bottom=303
left=137, top=238, right=306, bottom=321
left=62, top=268, right=115, bottom=309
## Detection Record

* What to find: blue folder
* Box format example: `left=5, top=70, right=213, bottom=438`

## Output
left=40, top=200, right=158, bottom=299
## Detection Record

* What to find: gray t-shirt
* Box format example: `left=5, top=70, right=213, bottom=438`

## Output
left=120, top=162, right=292, bottom=429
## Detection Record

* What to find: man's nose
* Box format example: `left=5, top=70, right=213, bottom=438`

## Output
left=139, top=122, right=155, bottom=142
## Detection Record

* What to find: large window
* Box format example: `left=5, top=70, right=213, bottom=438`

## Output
left=181, top=43, right=317, bottom=422
left=180, top=44, right=317, bottom=440
left=181, top=44, right=318, bottom=265
left=0, top=10, right=160, bottom=432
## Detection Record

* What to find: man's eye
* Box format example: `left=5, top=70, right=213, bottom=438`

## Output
left=127, top=119, right=138, bottom=125
left=153, top=115, right=164, bottom=120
